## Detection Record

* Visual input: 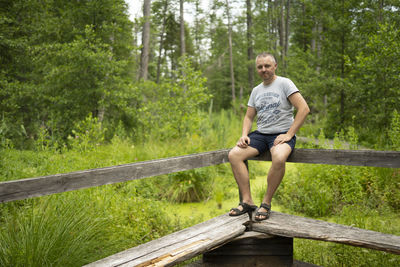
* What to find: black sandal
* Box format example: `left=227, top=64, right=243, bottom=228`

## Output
left=229, top=202, right=257, bottom=216
left=255, top=203, right=271, bottom=221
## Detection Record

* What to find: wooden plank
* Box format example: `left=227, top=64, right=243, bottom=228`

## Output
left=1, top=148, right=398, bottom=203
left=84, top=213, right=249, bottom=267
left=203, top=233, right=293, bottom=267
left=253, top=148, right=400, bottom=168
left=251, top=211, right=400, bottom=255
left=0, top=149, right=230, bottom=203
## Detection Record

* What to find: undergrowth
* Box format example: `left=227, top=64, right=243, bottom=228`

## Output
left=0, top=111, right=399, bottom=266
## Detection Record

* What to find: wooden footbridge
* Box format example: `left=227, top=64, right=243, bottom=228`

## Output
left=1, top=148, right=399, bottom=266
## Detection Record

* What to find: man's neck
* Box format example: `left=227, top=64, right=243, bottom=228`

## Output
left=263, top=75, right=277, bottom=85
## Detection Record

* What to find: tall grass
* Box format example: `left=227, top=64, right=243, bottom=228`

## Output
left=0, top=110, right=399, bottom=266
left=0, top=196, right=107, bottom=266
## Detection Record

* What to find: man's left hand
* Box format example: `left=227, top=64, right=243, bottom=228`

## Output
left=273, top=133, right=293, bottom=146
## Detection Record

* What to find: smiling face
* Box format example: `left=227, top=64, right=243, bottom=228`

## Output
left=256, top=55, right=277, bottom=85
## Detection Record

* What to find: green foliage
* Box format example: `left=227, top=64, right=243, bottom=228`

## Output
left=0, top=197, right=108, bottom=267
left=389, top=110, right=400, bottom=150
left=346, top=23, right=400, bottom=144
left=138, top=58, right=211, bottom=140
left=68, top=114, right=106, bottom=152
left=0, top=0, right=135, bottom=147
left=0, top=187, right=176, bottom=267
left=294, top=207, right=400, bottom=267
left=276, top=129, right=399, bottom=217
left=165, top=168, right=213, bottom=203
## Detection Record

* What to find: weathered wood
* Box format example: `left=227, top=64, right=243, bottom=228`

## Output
left=1, top=148, right=399, bottom=203
left=0, top=149, right=230, bottom=203
left=84, top=213, right=249, bottom=267
left=203, top=232, right=293, bottom=267
left=253, top=148, right=400, bottom=168
left=251, top=211, right=400, bottom=255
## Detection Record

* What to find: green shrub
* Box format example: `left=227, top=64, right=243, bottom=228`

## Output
left=164, top=168, right=214, bottom=203
left=389, top=109, right=400, bottom=150
left=0, top=185, right=177, bottom=267
left=68, top=114, right=106, bottom=152
left=0, top=196, right=108, bottom=267
left=137, top=58, right=212, bottom=141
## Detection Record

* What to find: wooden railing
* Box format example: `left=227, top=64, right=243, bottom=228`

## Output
left=1, top=148, right=399, bottom=203
left=1, top=148, right=399, bottom=266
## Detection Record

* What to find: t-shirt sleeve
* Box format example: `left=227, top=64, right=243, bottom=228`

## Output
left=248, top=89, right=256, bottom=107
left=284, top=78, right=299, bottom=98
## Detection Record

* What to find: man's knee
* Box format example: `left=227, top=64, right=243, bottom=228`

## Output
left=271, top=144, right=292, bottom=165
left=271, top=155, right=287, bottom=166
left=228, top=147, right=240, bottom=162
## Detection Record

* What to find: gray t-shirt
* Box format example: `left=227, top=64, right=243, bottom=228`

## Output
left=248, top=76, right=299, bottom=134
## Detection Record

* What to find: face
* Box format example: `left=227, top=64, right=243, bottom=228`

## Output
left=256, top=56, right=277, bottom=85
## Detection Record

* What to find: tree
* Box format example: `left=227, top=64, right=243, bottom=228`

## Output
left=225, top=0, right=236, bottom=103
left=155, top=0, right=169, bottom=83
left=180, top=0, right=185, bottom=56
left=139, top=0, right=152, bottom=80
left=246, top=0, right=254, bottom=89
left=0, top=0, right=136, bottom=146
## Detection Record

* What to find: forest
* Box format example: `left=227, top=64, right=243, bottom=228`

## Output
left=0, top=0, right=399, bottom=266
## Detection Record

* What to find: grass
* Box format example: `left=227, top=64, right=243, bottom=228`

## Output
left=0, top=112, right=399, bottom=266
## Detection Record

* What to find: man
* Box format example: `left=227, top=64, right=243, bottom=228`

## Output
left=228, top=52, right=310, bottom=221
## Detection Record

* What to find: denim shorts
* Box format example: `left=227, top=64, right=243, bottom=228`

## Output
left=248, top=130, right=296, bottom=155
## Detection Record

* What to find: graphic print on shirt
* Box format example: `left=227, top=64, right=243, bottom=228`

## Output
left=255, top=92, right=281, bottom=129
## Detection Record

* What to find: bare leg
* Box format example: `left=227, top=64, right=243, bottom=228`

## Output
left=256, top=143, right=292, bottom=220
left=228, top=146, right=259, bottom=214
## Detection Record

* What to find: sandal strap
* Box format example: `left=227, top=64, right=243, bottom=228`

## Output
left=230, top=207, right=241, bottom=213
left=256, top=211, right=270, bottom=216
left=259, top=203, right=271, bottom=210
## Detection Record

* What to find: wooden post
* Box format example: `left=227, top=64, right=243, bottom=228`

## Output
left=202, top=232, right=293, bottom=267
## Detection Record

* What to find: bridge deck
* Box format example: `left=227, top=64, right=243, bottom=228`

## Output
left=85, top=213, right=249, bottom=267
left=86, top=210, right=400, bottom=266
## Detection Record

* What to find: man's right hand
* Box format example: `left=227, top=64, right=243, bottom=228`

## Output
left=237, top=136, right=250, bottom=148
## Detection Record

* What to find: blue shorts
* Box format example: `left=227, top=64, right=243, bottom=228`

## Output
left=248, top=131, right=296, bottom=155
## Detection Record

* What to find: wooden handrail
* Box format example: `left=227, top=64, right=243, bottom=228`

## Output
left=0, top=149, right=230, bottom=203
left=1, top=148, right=399, bottom=203
left=260, top=148, right=400, bottom=168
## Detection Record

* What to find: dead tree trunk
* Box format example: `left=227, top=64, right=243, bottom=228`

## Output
left=139, top=0, right=151, bottom=81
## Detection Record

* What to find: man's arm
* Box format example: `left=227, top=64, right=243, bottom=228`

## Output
left=237, top=107, right=256, bottom=148
left=273, top=92, right=310, bottom=146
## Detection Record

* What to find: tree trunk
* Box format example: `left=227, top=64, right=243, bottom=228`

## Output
left=180, top=0, right=185, bottom=57
left=278, top=0, right=285, bottom=64
left=194, top=0, right=202, bottom=65
left=156, top=0, right=169, bottom=83
left=246, top=0, right=254, bottom=90
left=284, top=0, right=290, bottom=59
left=139, top=0, right=151, bottom=81
left=340, top=0, right=346, bottom=126
left=226, top=0, right=235, bottom=103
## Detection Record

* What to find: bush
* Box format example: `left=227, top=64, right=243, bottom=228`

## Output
left=164, top=168, right=214, bottom=203
left=0, top=185, right=177, bottom=267
left=137, top=58, right=212, bottom=141
left=275, top=129, right=398, bottom=217
left=0, top=196, right=108, bottom=267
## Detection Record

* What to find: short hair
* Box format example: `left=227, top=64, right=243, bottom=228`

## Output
left=255, top=52, right=277, bottom=64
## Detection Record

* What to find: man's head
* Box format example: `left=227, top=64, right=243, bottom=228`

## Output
left=255, top=52, right=278, bottom=85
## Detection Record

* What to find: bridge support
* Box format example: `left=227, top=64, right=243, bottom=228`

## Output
left=202, top=232, right=293, bottom=267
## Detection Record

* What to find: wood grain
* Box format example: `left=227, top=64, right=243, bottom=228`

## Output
left=1, top=148, right=399, bottom=203
left=84, top=213, right=249, bottom=267
left=251, top=211, right=400, bottom=255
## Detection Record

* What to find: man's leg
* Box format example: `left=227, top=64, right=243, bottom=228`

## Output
left=228, top=146, right=259, bottom=215
left=256, top=143, right=292, bottom=219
